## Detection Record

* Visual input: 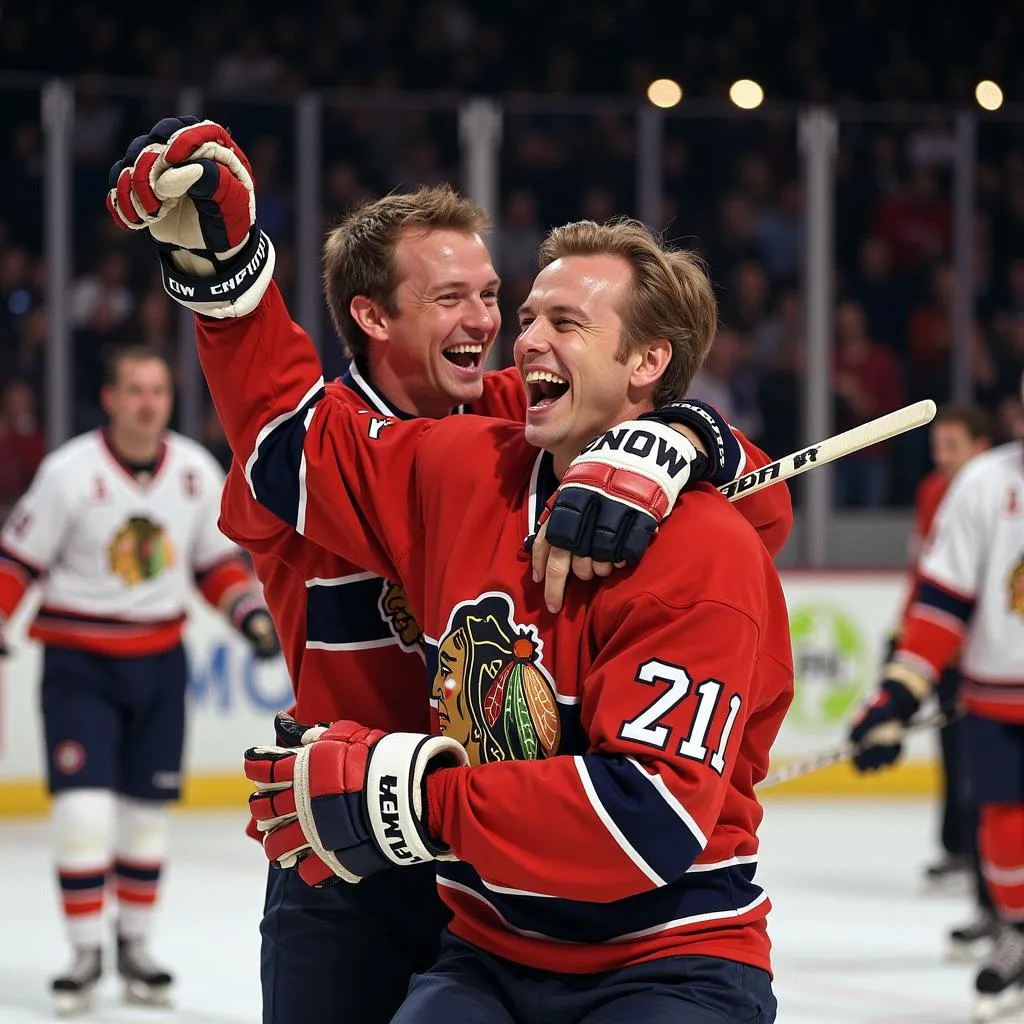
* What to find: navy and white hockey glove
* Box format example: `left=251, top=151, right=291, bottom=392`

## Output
left=639, top=399, right=744, bottom=486
left=848, top=663, right=930, bottom=772
left=107, top=116, right=274, bottom=318
left=244, top=714, right=468, bottom=887
left=539, top=419, right=707, bottom=565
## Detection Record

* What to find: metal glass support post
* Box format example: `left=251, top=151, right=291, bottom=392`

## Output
left=636, top=105, right=663, bottom=231
left=296, top=93, right=323, bottom=354
left=42, top=79, right=74, bottom=448
left=797, top=107, right=838, bottom=566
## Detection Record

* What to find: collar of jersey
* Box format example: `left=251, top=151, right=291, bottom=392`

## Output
left=527, top=448, right=558, bottom=536
left=342, top=359, right=466, bottom=420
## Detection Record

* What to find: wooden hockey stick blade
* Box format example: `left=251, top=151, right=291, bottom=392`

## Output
left=719, top=399, right=937, bottom=502
left=755, top=707, right=954, bottom=791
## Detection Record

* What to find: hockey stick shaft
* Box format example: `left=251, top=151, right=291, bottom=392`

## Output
left=756, top=708, right=952, bottom=791
left=719, top=399, right=937, bottom=502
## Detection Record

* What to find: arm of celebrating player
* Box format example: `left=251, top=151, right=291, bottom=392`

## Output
left=0, top=454, right=73, bottom=625
left=424, top=596, right=774, bottom=902
left=194, top=279, right=432, bottom=588
left=727, top=429, right=792, bottom=558
left=849, top=465, right=985, bottom=770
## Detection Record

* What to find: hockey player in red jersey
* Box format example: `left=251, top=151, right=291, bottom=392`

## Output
left=107, top=119, right=794, bottom=1024
left=0, top=348, right=279, bottom=1014
left=850, top=373, right=1024, bottom=1021
left=107, top=119, right=794, bottom=1022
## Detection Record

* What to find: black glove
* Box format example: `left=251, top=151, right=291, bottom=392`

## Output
left=848, top=665, right=929, bottom=772
left=238, top=608, right=282, bottom=661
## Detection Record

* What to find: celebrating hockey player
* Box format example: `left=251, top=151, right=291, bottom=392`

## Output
left=849, top=373, right=1024, bottom=1022
left=106, top=119, right=793, bottom=1024
left=0, top=347, right=280, bottom=1015
left=107, top=117, right=794, bottom=1023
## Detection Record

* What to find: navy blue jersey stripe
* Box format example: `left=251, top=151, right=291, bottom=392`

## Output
left=249, top=387, right=325, bottom=527
left=437, top=860, right=763, bottom=943
left=917, top=580, right=975, bottom=624
left=581, top=754, right=704, bottom=883
left=306, top=576, right=395, bottom=647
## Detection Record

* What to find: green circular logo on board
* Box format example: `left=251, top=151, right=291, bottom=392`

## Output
left=789, top=605, right=868, bottom=730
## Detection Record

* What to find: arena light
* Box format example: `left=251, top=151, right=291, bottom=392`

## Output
left=647, top=78, right=683, bottom=109
left=729, top=79, right=764, bottom=110
left=975, top=80, right=1004, bottom=111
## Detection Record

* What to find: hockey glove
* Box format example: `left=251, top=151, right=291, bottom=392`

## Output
left=106, top=116, right=274, bottom=318
left=848, top=663, right=931, bottom=772
left=639, top=399, right=743, bottom=486
left=539, top=420, right=705, bottom=564
left=244, top=717, right=468, bottom=887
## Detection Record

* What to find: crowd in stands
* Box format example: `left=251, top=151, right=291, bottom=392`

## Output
left=1, top=1, right=1024, bottom=519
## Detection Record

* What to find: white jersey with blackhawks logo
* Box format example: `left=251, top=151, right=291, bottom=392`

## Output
left=1, top=429, right=236, bottom=621
left=919, top=441, right=1024, bottom=686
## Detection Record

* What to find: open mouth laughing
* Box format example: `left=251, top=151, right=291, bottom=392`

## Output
left=525, top=368, right=570, bottom=411
left=442, top=343, right=485, bottom=372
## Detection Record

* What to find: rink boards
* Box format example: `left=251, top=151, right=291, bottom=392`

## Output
left=0, top=571, right=939, bottom=815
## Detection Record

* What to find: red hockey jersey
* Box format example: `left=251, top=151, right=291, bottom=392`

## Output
left=216, top=287, right=791, bottom=735
left=218, top=359, right=527, bottom=732
left=197, top=284, right=794, bottom=975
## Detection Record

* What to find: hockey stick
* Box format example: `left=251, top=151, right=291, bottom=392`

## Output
left=719, top=399, right=937, bottom=502
left=756, top=707, right=957, bottom=791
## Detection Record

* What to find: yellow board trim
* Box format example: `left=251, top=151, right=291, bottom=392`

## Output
left=0, top=760, right=939, bottom=817
left=0, top=773, right=257, bottom=817
left=760, top=758, right=940, bottom=797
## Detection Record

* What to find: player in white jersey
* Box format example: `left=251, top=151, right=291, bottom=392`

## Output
left=0, top=347, right=281, bottom=1015
left=848, top=372, right=1024, bottom=1022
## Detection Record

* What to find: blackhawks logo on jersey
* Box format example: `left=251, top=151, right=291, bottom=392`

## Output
left=1011, top=554, right=1024, bottom=620
left=379, top=580, right=423, bottom=650
left=108, top=516, right=174, bottom=586
left=432, top=592, right=561, bottom=766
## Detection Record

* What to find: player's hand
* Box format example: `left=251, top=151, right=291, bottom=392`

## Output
left=848, top=664, right=930, bottom=772
left=106, top=116, right=274, bottom=317
left=244, top=718, right=468, bottom=887
left=529, top=520, right=623, bottom=614
left=533, top=420, right=702, bottom=597
left=239, top=608, right=282, bottom=661
left=639, top=399, right=744, bottom=486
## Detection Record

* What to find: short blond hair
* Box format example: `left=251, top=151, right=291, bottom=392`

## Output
left=537, top=219, right=718, bottom=405
left=322, top=185, right=490, bottom=359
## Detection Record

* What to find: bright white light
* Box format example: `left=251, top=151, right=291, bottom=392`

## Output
left=729, top=79, right=764, bottom=110
left=647, top=78, right=683, bottom=109
left=975, top=80, right=1004, bottom=111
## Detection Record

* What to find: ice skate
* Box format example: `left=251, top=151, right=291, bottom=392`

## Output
left=117, top=936, right=173, bottom=1007
left=949, top=908, right=1001, bottom=962
left=922, top=851, right=971, bottom=894
left=51, top=947, right=101, bottom=1017
left=972, top=925, right=1024, bottom=1022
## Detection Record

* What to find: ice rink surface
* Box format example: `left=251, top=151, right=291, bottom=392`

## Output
left=0, top=798, right=992, bottom=1023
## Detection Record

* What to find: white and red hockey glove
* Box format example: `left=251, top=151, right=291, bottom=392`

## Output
left=244, top=713, right=468, bottom=887
left=106, top=116, right=274, bottom=318
left=538, top=419, right=707, bottom=565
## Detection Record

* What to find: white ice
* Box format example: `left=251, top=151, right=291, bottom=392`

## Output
left=0, top=799, right=989, bottom=1023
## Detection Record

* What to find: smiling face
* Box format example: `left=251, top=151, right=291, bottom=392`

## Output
left=514, top=253, right=669, bottom=475
left=359, top=228, right=501, bottom=417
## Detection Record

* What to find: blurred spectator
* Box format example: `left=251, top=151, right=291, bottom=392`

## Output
left=754, top=180, right=804, bottom=284
left=873, top=167, right=950, bottom=274
left=845, top=235, right=912, bottom=352
left=688, top=327, right=764, bottom=442
left=0, top=379, right=46, bottom=519
left=498, top=188, right=544, bottom=278
left=832, top=299, right=905, bottom=507
left=70, top=249, right=134, bottom=330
